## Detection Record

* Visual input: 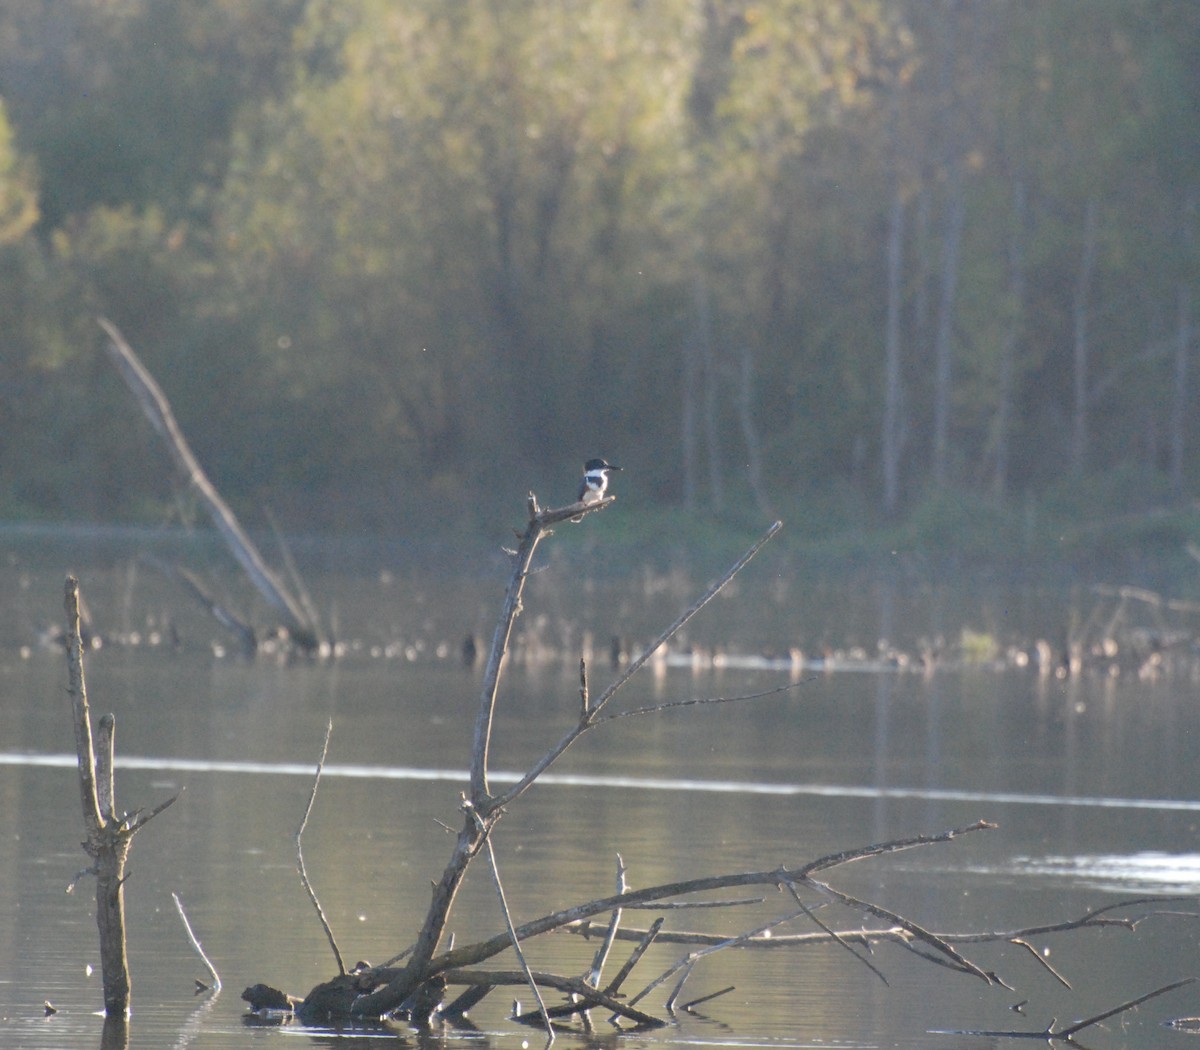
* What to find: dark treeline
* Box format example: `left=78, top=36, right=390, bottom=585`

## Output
left=1, top=1, right=1197, bottom=547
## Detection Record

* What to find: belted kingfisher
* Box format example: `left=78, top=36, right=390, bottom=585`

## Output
left=573, top=458, right=621, bottom=519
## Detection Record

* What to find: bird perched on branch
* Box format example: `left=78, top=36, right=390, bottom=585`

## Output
left=572, top=458, right=621, bottom=521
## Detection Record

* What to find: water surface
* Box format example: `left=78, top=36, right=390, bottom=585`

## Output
left=2, top=545, right=1199, bottom=1049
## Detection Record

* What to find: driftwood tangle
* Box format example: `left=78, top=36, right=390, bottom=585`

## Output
left=239, top=505, right=1198, bottom=1037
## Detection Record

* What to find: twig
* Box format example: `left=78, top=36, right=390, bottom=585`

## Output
left=593, top=679, right=808, bottom=722
left=297, top=720, right=344, bottom=975
left=446, top=969, right=663, bottom=1028
left=264, top=506, right=325, bottom=647
left=1057, top=976, right=1196, bottom=1038
left=603, top=917, right=663, bottom=998
left=1010, top=937, right=1072, bottom=988
left=172, top=893, right=221, bottom=992
left=681, top=985, right=734, bottom=1011
left=782, top=878, right=889, bottom=986
left=798, top=820, right=998, bottom=878
left=630, top=909, right=805, bottom=1010
left=941, top=977, right=1197, bottom=1042
left=587, top=855, right=626, bottom=988
left=483, top=833, right=553, bottom=1044
left=489, top=520, right=783, bottom=812
left=808, top=877, right=994, bottom=983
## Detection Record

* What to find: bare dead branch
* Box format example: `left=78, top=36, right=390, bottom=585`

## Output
left=297, top=719, right=344, bottom=976
left=98, top=318, right=322, bottom=652
left=142, top=554, right=257, bottom=655
left=488, top=520, right=784, bottom=813
left=586, top=854, right=626, bottom=988
left=482, top=833, right=552, bottom=1042
left=942, top=977, right=1198, bottom=1042
left=172, top=892, right=222, bottom=992
left=782, top=877, right=889, bottom=986
left=125, top=788, right=182, bottom=834
left=681, top=985, right=735, bottom=1012
left=1057, top=977, right=1196, bottom=1038
left=593, top=679, right=808, bottom=723
left=64, top=575, right=181, bottom=1017
left=604, top=917, right=663, bottom=999
left=445, top=969, right=663, bottom=1029
left=798, top=819, right=998, bottom=878
left=808, top=877, right=995, bottom=983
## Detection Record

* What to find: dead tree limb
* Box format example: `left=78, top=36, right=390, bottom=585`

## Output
left=64, top=576, right=180, bottom=1016
left=98, top=317, right=323, bottom=654
left=172, top=892, right=221, bottom=993
left=141, top=553, right=257, bottom=655
left=295, top=511, right=780, bottom=1024
left=560, top=896, right=1192, bottom=954
left=296, top=719, right=344, bottom=975
left=488, top=519, right=784, bottom=812
left=939, top=976, right=1196, bottom=1043
left=446, top=969, right=664, bottom=1029
left=259, top=491, right=1195, bottom=1034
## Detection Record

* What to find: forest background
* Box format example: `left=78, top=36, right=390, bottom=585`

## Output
left=1, top=0, right=1198, bottom=569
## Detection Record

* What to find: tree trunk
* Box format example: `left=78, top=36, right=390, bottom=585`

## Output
left=1070, top=197, right=1099, bottom=477
left=1170, top=193, right=1195, bottom=500
left=737, top=343, right=773, bottom=518
left=882, top=186, right=906, bottom=517
left=931, top=166, right=965, bottom=490
left=992, top=177, right=1027, bottom=500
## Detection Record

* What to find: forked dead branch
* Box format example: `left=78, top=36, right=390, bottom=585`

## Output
left=240, top=502, right=1197, bottom=1038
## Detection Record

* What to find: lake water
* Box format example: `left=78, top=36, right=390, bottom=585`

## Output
left=2, top=531, right=1200, bottom=1049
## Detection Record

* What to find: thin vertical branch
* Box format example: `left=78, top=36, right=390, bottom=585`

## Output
left=471, top=495, right=548, bottom=803
left=587, top=855, right=626, bottom=988
left=297, top=719, right=345, bottom=975
left=65, top=578, right=103, bottom=835
left=484, top=835, right=553, bottom=1045
left=490, top=520, right=783, bottom=811
left=172, top=892, right=222, bottom=992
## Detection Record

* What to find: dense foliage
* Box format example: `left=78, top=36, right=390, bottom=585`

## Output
left=1, top=1, right=1197, bottom=548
